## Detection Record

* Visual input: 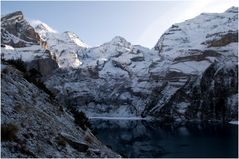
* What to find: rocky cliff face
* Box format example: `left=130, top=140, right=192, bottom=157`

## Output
left=1, top=44, right=58, bottom=79
left=143, top=60, right=238, bottom=122
left=1, top=11, right=41, bottom=47
left=143, top=6, right=238, bottom=122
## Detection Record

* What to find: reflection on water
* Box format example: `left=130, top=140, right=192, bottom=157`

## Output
left=90, top=119, right=238, bottom=158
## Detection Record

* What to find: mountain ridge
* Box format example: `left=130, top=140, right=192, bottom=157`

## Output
left=1, top=7, right=237, bottom=120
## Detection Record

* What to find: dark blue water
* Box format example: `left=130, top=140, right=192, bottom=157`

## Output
left=90, top=119, right=238, bottom=158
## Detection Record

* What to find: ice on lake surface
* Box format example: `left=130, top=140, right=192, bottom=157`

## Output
left=90, top=119, right=238, bottom=158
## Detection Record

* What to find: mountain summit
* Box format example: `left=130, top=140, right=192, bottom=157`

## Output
left=108, top=36, right=131, bottom=47
left=225, top=6, right=238, bottom=13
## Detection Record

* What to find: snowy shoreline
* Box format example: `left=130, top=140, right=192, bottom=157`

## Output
left=228, top=121, right=239, bottom=125
left=89, top=117, right=239, bottom=125
left=88, top=116, right=151, bottom=120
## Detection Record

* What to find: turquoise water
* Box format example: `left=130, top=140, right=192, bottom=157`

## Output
left=90, top=120, right=238, bottom=158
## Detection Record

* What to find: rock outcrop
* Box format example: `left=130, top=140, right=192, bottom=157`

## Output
left=26, top=57, right=59, bottom=77
left=1, top=11, right=41, bottom=47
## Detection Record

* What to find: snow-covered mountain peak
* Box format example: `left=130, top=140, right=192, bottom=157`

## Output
left=225, top=6, right=238, bottom=13
left=111, top=36, right=127, bottom=43
left=107, top=36, right=131, bottom=47
left=30, top=20, right=57, bottom=41
left=31, top=20, right=89, bottom=48
left=32, top=21, right=57, bottom=33
left=154, top=7, right=238, bottom=59
left=63, top=31, right=90, bottom=48
left=30, top=21, right=89, bottom=68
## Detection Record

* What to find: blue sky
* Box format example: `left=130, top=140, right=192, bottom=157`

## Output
left=1, top=0, right=238, bottom=48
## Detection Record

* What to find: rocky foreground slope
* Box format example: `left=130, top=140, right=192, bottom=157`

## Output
left=1, top=7, right=238, bottom=157
left=1, top=65, right=119, bottom=158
